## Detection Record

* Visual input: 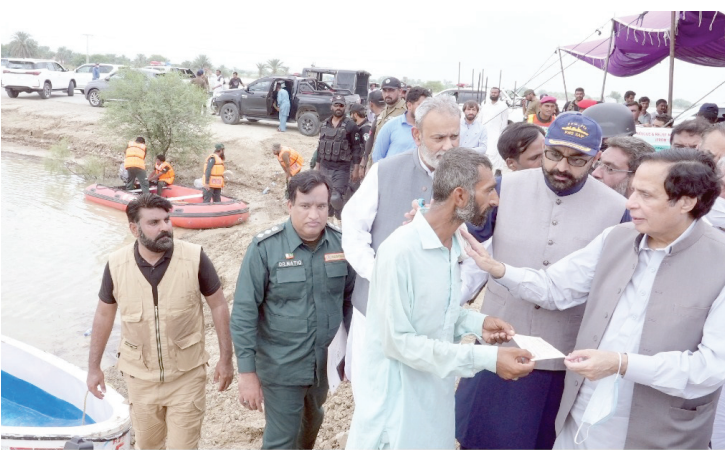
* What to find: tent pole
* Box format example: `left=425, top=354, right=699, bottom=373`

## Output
left=600, top=19, right=615, bottom=102
left=558, top=49, right=569, bottom=104
left=458, top=62, right=461, bottom=86
left=668, top=11, right=676, bottom=115
left=498, top=70, right=502, bottom=90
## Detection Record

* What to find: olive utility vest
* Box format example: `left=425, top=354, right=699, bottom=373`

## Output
left=556, top=221, right=724, bottom=449
left=110, top=240, right=209, bottom=382
left=484, top=169, right=626, bottom=370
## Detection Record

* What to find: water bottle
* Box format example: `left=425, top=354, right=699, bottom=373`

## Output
left=83, top=328, right=92, bottom=337
left=262, top=187, right=270, bottom=195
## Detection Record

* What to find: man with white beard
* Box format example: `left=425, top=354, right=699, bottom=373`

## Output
left=480, top=87, right=509, bottom=173
left=341, top=96, right=461, bottom=396
left=591, top=136, right=654, bottom=197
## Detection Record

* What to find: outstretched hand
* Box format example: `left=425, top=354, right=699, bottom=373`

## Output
left=460, top=228, right=505, bottom=278
left=481, top=316, right=515, bottom=344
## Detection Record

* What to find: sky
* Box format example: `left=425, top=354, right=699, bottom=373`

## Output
left=2, top=2, right=724, bottom=110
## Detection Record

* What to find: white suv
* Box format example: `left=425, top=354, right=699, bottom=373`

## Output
left=74, top=63, right=124, bottom=94
left=2, top=58, right=77, bottom=99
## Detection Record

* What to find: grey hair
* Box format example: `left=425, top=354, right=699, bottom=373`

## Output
left=433, top=147, right=493, bottom=202
left=414, top=96, right=461, bottom=130
left=272, top=143, right=281, bottom=150
left=605, top=136, right=656, bottom=172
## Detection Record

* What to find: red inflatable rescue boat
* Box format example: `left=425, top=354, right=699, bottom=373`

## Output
left=84, top=184, right=250, bottom=229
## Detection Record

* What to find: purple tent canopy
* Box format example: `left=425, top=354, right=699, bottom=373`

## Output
left=560, top=11, right=725, bottom=77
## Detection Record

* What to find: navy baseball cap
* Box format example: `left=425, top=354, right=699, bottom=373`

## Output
left=544, top=113, right=603, bottom=157
left=332, top=94, right=346, bottom=105
left=381, top=77, right=402, bottom=89
left=368, top=90, right=385, bottom=105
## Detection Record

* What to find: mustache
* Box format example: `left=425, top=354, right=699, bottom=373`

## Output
left=155, top=231, right=173, bottom=241
left=549, top=169, right=575, bottom=180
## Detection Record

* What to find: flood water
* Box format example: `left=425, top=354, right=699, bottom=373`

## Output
left=1, top=148, right=131, bottom=369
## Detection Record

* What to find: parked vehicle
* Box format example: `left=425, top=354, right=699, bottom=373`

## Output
left=73, top=63, right=124, bottom=94
left=142, top=65, right=195, bottom=80
left=2, top=58, right=77, bottom=99
left=436, top=88, right=525, bottom=123
left=301, top=68, right=370, bottom=103
left=84, top=68, right=159, bottom=107
left=212, top=76, right=360, bottom=136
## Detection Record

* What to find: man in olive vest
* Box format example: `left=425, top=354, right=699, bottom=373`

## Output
left=203, top=143, right=225, bottom=203
left=462, top=147, right=724, bottom=449
left=87, top=194, right=234, bottom=449
left=125, top=136, right=150, bottom=194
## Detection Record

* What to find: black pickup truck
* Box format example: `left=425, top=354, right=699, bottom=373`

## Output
left=212, top=76, right=359, bottom=136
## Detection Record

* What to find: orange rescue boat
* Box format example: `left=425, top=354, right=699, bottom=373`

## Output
left=84, top=184, right=250, bottom=229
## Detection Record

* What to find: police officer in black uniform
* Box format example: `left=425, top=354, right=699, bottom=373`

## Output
left=317, top=94, right=363, bottom=220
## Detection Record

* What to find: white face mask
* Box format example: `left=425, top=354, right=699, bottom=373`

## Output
left=574, top=353, right=622, bottom=444
left=707, top=196, right=725, bottom=230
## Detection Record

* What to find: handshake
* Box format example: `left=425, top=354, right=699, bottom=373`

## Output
left=480, top=316, right=536, bottom=381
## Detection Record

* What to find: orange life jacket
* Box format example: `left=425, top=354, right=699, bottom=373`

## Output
left=124, top=141, right=147, bottom=169
left=154, top=161, right=175, bottom=184
left=527, top=113, right=556, bottom=128
left=203, top=153, right=225, bottom=188
left=277, top=147, right=304, bottom=176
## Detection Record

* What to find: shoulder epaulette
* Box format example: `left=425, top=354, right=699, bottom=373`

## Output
left=326, top=221, right=342, bottom=233
left=255, top=224, right=284, bottom=242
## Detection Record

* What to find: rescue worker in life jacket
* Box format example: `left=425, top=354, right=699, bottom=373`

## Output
left=272, top=143, right=304, bottom=182
left=203, top=143, right=226, bottom=203
left=316, top=94, right=363, bottom=220
left=148, top=154, right=175, bottom=193
left=125, top=136, right=150, bottom=194
left=527, top=96, right=557, bottom=128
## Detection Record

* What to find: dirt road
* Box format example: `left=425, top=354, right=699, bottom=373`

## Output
left=1, top=92, right=353, bottom=449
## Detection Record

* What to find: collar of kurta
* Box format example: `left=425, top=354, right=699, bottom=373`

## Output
left=633, top=218, right=700, bottom=256
left=283, top=218, right=329, bottom=253
left=411, top=211, right=463, bottom=260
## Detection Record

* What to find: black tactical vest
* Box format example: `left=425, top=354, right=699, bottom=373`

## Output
left=318, top=118, right=352, bottom=162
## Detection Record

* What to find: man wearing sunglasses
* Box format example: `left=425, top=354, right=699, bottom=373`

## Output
left=592, top=136, right=655, bottom=197
left=456, top=113, right=629, bottom=450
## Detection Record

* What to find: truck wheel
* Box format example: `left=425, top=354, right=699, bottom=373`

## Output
left=297, top=112, right=320, bottom=136
left=67, top=81, right=75, bottom=96
left=39, top=81, right=52, bottom=99
left=87, top=89, right=103, bottom=107
left=220, top=103, right=240, bottom=125
left=6, top=88, right=18, bottom=98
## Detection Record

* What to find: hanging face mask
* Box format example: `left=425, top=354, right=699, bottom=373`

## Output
left=574, top=353, right=622, bottom=444
left=706, top=196, right=725, bottom=230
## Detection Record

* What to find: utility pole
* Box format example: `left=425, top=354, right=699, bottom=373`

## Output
left=82, top=34, right=93, bottom=64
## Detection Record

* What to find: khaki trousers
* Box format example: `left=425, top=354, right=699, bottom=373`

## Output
left=124, top=365, right=207, bottom=450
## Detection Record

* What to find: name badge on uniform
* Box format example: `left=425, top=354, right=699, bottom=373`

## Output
left=278, top=260, right=302, bottom=267
left=324, top=253, right=346, bottom=262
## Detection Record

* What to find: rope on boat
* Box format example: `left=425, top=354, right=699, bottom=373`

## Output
left=82, top=390, right=89, bottom=425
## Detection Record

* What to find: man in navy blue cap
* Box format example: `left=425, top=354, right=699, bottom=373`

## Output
left=698, top=103, right=720, bottom=124
left=315, top=94, right=363, bottom=222
left=456, top=113, right=629, bottom=450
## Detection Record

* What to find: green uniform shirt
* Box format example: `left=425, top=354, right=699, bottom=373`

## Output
left=374, top=98, right=406, bottom=141
left=231, top=219, right=355, bottom=386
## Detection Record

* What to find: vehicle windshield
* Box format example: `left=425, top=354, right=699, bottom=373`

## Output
left=7, top=61, right=45, bottom=69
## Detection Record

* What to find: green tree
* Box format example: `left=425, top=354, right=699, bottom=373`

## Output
left=45, top=138, right=110, bottom=180
left=99, top=70, right=212, bottom=160
left=192, top=54, right=212, bottom=70
left=422, top=80, right=445, bottom=93
left=180, top=60, right=193, bottom=69
left=609, top=91, right=622, bottom=102
left=216, top=65, right=231, bottom=78
left=72, top=53, right=87, bottom=68
left=266, top=59, right=287, bottom=75
left=148, top=54, right=168, bottom=64
left=133, top=54, right=148, bottom=67
left=255, top=62, right=269, bottom=77
left=1, top=43, right=9, bottom=57
left=673, top=98, right=690, bottom=109
left=55, top=46, right=74, bottom=65
left=9, top=31, right=39, bottom=58
left=37, top=45, right=54, bottom=59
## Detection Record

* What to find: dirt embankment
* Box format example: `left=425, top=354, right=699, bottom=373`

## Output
left=1, top=94, right=353, bottom=449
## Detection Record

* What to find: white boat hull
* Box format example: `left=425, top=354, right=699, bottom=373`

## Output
left=1, top=336, right=131, bottom=449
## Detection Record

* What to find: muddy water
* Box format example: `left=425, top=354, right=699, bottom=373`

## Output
left=1, top=149, right=131, bottom=369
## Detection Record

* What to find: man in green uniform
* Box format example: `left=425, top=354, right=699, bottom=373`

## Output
left=231, top=170, right=355, bottom=450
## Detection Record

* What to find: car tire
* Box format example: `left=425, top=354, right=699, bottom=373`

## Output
left=297, top=112, right=320, bottom=136
left=246, top=118, right=259, bottom=122
left=87, top=89, right=103, bottom=107
left=220, top=103, right=240, bottom=125
left=6, top=88, right=19, bottom=98
left=67, top=81, right=75, bottom=96
left=39, top=81, right=52, bottom=99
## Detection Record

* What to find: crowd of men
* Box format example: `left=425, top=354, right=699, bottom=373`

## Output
left=90, top=77, right=724, bottom=450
